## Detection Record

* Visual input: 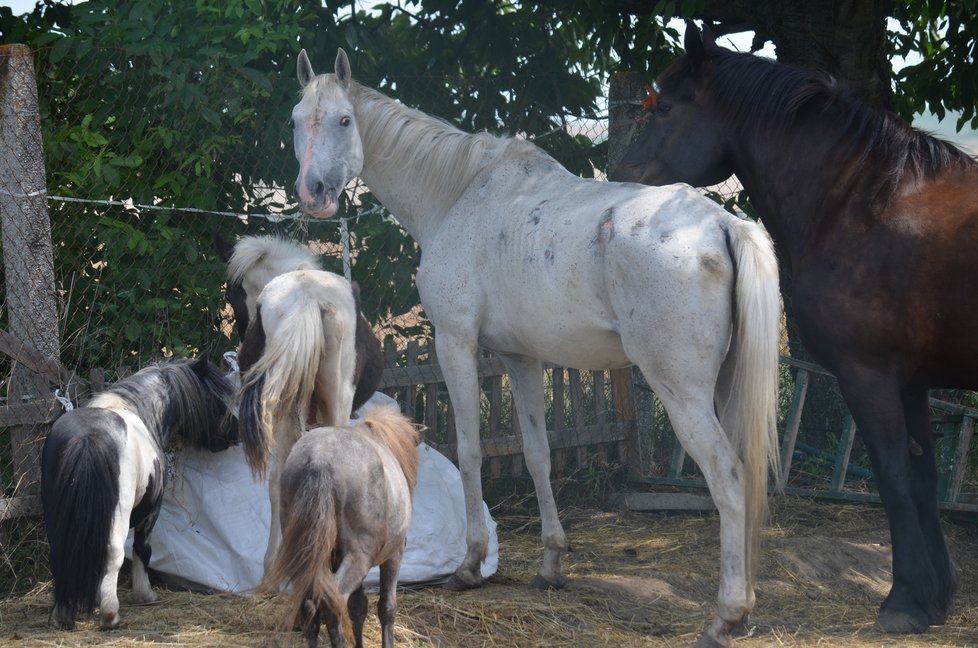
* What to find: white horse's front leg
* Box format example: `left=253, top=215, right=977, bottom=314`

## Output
left=435, top=333, right=488, bottom=590
left=502, top=354, right=567, bottom=589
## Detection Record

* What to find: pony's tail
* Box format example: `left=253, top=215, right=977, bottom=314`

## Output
left=40, top=424, right=121, bottom=627
left=238, top=301, right=345, bottom=477
left=722, top=217, right=782, bottom=587
left=261, top=468, right=350, bottom=641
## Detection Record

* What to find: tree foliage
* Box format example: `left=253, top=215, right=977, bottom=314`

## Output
left=0, top=0, right=974, bottom=370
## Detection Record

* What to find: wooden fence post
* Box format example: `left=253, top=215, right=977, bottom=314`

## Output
left=607, top=70, right=648, bottom=479
left=0, top=44, right=59, bottom=496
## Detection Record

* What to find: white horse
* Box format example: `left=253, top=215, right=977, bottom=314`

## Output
left=291, top=49, right=781, bottom=648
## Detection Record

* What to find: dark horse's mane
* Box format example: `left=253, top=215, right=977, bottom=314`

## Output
left=103, top=359, right=233, bottom=449
left=662, top=49, right=976, bottom=197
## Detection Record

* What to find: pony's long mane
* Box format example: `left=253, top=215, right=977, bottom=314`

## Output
left=91, top=359, right=233, bottom=449
left=358, top=406, right=420, bottom=491
left=226, top=235, right=319, bottom=289
left=338, top=79, right=518, bottom=215
left=665, top=49, right=977, bottom=196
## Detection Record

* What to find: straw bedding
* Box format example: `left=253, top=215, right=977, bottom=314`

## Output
left=1, top=497, right=975, bottom=647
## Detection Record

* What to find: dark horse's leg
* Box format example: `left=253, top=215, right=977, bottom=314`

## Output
left=839, top=373, right=957, bottom=633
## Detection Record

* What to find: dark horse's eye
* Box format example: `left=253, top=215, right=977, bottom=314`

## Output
left=657, top=102, right=673, bottom=115
left=340, top=116, right=351, bottom=127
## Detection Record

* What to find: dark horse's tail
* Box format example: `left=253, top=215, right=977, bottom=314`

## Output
left=41, top=411, right=122, bottom=628
left=261, top=459, right=350, bottom=643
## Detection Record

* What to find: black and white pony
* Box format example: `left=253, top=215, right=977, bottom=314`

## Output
left=41, top=357, right=238, bottom=629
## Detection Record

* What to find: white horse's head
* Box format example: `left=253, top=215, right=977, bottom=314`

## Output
left=291, top=48, right=363, bottom=218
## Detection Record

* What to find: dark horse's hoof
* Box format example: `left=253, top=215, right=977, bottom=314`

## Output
left=443, top=573, right=483, bottom=591
left=874, top=607, right=929, bottom=634
left=529, top=573, right=567, bottom=590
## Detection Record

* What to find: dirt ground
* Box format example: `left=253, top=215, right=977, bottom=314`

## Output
left=1, top=496, right=975, bottom=647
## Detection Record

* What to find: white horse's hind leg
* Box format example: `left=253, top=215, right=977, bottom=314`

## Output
left=434, top=333, right=489, bottom=589
left=502, top=354, right=567, bottom=588
left=650, top=382, right=754, bottom=648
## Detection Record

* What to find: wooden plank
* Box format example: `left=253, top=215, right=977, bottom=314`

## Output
left=0, top=494, right=41, bottom=520
left=829, top=416, right=858, bottom=493
left=552, top=368, right=565, bottom=431
left=403, top=340, right=419, bottom=420
left=568, top=369, right=585, bottom=430
left=668, top=438, right=686, bottom=480
left=779, top=368, right=810, bottom=488
left=593, top=370, right=607, bottom=426
left=0, top=399, right=60, bottom=427
left=0, top=329, right=63, bottom=383
left=619, top=491, right=717, bottom=512
left=949, top=415, right=975, bottom=503
left=380, top=355, right=507, bottom=388
left=435, top=422, right=631, bottom=459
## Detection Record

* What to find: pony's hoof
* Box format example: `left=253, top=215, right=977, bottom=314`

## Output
left=49, top=615, right=75, bottom=630
left=693, top=632, right=730, bottom=648
left=99, top=612, right=120, bottom=630
left=874, top=607, right=928, bottom=634
left=443, top=572, right=482, bottom=591
left=529, top=573, right=566, bottom=590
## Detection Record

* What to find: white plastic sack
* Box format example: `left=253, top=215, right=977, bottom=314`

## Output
left=127, top=396, right=498, bottom=592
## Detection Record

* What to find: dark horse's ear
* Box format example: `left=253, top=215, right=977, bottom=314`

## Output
left=335, top=48, right=352, bottom=91
left=297, top=49, right=315, bottom=88
left=684, top=19, right=706, bottom=68
left=214, top=235, right=235, bottom=264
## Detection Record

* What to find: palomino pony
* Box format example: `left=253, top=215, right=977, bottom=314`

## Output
left=289, top=48, right=781, bottom=647
left=612, top=22, right=978, bottom=635
left=263, top=405, right=420, bottom=648
left=41, top=357, right=238, bottom=629
left=221, top=235, right=383, bottom=571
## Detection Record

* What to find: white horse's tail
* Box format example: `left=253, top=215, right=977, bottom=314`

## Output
left=238, top=298, right=347, bottom=477
left=721, top=217, right=781, bottom=586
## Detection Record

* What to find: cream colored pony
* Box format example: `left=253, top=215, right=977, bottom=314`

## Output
left=291, top=49, right=782, bottom=648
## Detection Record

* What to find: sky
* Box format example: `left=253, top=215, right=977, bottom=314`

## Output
left=1, top=1, right=974, bottom=153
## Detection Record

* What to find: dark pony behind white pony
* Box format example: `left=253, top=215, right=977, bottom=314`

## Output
left=41, top=357, right=238, bottom=629
left=262, top=404, right=421, bottom=648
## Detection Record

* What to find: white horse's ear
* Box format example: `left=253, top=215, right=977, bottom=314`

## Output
left=297, top=49, right=315, bottom=88
left=684, top=20, right=706, bottom=68
left=335, top=48, right=352, bottom=90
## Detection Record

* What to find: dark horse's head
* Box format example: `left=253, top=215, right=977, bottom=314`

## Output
left=610, top=22, right=738, bottom=187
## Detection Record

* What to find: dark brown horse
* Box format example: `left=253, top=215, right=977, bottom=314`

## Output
left=612, top=22, right=978, bottom=636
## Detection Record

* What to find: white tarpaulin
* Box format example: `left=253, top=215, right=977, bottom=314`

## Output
left=127, top=394, right=498, bottom=593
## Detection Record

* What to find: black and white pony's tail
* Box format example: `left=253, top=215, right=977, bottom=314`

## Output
left=41, top=429, right=121, bottom=628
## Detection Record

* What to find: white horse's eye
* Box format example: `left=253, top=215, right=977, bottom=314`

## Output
left=288, top=118, right=295, bottom=128
left=340, top=116, right=351, bottom=127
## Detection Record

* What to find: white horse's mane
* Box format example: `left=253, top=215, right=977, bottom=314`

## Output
left=226, top=235, right=320, bottom=288
left=346, top=80, right=524, bottom=214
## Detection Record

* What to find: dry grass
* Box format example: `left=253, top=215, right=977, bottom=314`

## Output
left=1, top=497, right=976, bottom=647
